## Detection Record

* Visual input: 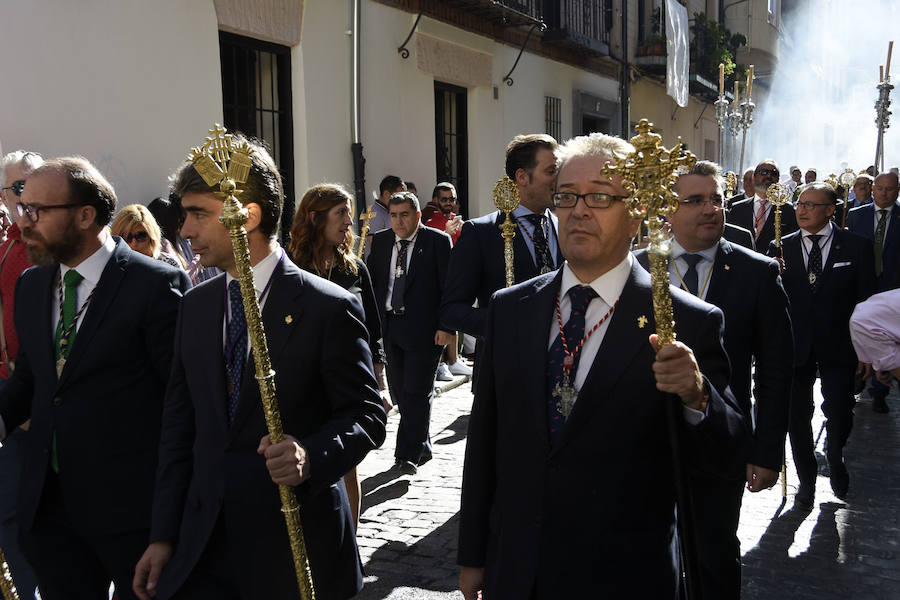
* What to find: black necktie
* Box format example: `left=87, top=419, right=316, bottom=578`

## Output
left=391, top=239, right=411, bottom=311
left=807, top=234, right=822, bottom=290
left=225, top=280, right=248, bottom=424
left=875, top=210, right=888, bottom=276
left=681, top=254, right=703, bottom=296
left=524, top=213, right=554, bottom=273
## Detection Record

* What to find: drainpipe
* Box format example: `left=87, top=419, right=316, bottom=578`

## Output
left=350, top=0, right=366, bottom=220
left=620, top=0, right=630, bottom=136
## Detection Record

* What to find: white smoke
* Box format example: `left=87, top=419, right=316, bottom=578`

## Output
left=748, top=0, right=900, bottom=178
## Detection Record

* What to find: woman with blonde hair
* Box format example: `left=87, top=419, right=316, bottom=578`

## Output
left=290, top=183, right=389, bottom=529
left=110, top=204, right=182, bottom=269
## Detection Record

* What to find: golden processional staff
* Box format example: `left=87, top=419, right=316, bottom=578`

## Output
left=724, top=171, right=738, bottom=198
left=493, top=175, right=520, bottom=287
left=600, top=119, right=701, bottom=600
left=356, top=204, right=376, bottom=259
left=765, top=182, right=791, bottom=500
left=187, top=124, right=316, bottom=600
left=0, top=548, right=18, bottom=600
left=839, top=168, right=857, bottom=228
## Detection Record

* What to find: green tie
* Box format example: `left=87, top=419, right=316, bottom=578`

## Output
left=51, top=269, right=83, bottom=473
left=55, top=269, right=84, bottom=360
left=875, top=210, right=888, bottom=277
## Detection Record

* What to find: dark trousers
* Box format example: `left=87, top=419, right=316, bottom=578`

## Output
left=690, top=477, right=744, bottom=600
left=0, top=427, right=39, bottom=599
left=18, top=470, right=148, bottom=600
left=383, top=328, right=442, bottom=464
left=790, top=361, right=856, bottom=484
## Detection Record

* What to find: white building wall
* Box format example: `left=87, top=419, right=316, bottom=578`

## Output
left=0, top=0, right=223, bottom=207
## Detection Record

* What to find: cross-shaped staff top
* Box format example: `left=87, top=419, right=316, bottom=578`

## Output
left=360, top=204, right=376, bottom=224
left=765, top=183, right=790, bottom=206
left=599, top=119, right=697, bottom=224
left=187, top=123, right=254, bottom=193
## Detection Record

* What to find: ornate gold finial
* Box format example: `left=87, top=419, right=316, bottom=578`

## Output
left=601, top=119, right=696, bottom=346
left=838, top=168, right=857, bottom=227
left=356, top=204, right=377, bottom=259
left=0, top=546, right=19, bottom=600
left=825, top=173, right=838, bottom=190
left=492, top=175, right=520, bottom=287
left=187, top=124, right=316, bottom=600
left=724, top=171, right=738, bottom=197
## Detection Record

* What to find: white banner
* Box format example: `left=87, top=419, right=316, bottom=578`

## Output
left=665, top=0, right=689, bottom=108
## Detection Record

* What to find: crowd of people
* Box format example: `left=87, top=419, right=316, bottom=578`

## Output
left=0, top=126, right=896, bottom=600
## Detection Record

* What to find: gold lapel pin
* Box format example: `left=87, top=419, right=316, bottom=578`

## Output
left=637, top=315, right=648, bottom=328
left=285, top=315, right=293, bottom=324
left=724, top=264, right=730, bottom=270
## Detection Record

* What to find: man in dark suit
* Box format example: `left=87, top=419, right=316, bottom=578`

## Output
left=133, top=138, right=386, bottom=600
left=730, top=159, right=799, bottom=252
left=367, top=192, right=453, bottom=475
left=846, top=171, right=900, bottom=412
left=771, top=182, right=876, bottom=506
left=0, top=157, right=189, bottom=599
left=458, top=134, right=748, bottom=599
left=723, top=221, right=755, bottom=250
left=441, top=133, right=563, bottom=341
left=724, top=167, right=754, bottom=210
left=637, top=161, right=793, bottom=599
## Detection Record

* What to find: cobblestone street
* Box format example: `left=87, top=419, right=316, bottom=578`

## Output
left=355, top=376, right=900, bottom=599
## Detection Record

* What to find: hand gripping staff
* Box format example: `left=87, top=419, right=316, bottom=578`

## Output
left=187, top=124, right=316, bottom=600
left=600, top=119, right=703, bottom=600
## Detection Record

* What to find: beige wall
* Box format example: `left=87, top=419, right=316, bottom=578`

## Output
left=0, top=0, right=223, bottom=207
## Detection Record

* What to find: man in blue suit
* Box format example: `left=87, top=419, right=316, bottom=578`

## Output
left=458, top=133, right=748, bottom=599
left=440, top=134, right=563, bottom=341
left=637, top=161, right=793, bottom=599
left=847, top=171, right=900, bottom=413
left=367, top=192, right=453, bottom=475
left=133, top=138, right=386, bottom=600
left=0, top=157, right=190, bottom=599
left=773, top=182, right=876, bottom=505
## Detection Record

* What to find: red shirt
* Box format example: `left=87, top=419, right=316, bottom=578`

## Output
left=0, top=223, right=34, bottom=379
left=425, top=211, right=462, bottom=245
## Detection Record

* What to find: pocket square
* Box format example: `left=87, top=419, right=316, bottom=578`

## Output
left=833, top=261, right=852, bottom=268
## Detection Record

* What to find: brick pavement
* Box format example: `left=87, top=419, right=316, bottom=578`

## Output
left=354, top=377, right=900, bottom=599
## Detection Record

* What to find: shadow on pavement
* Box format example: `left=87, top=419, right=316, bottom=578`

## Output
left=433, top=415, right=468, bottom=446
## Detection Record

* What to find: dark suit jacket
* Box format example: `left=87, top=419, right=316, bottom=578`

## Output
left=367, top=225, right=452, bottom=348
left=151, top=257, right=386, bottom=600
left=771, top=228, right=876, bottom=367
left=458, top=263, right=748, bottom=599
left=846, top=201, right=900, bottom=291
left=723, top=222, right=755, bottom=251
left=0, top=239, right=189, bottom=534
left=440, top=210, right=564, bottom=338
left=636, top=240, right=792, bottom=470
left=730, top=197, right=799, bottom=252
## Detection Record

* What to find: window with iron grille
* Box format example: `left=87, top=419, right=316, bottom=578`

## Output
left=545, top=96, right=562, bottom=141
left=219, top=31, right=294, bottom=244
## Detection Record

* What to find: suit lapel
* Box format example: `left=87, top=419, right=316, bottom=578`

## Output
left=198, top=276, right=229, bottom=428
left=405, top=228, right=427, bottom=287
left=515, top=273, right=560, bottom=454
left=705, top=240, right=734, bottom=306
left=56, top=245, right=127, bottom=389
left=554, top=264, right=650, bottom=453
left=33, top=266, right=59, bottom=386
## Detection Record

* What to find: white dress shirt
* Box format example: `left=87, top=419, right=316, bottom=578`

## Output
left=549, top=254, right=704, bottom=423
left=800, top=222, right=834, bottom=269
left=668, top=240, right=718, bottom=302
left=385, top=227, right=419, bottom=312
left=753, top=194, right=773, bottom=223
left=511, top=205, right=560, bottom=269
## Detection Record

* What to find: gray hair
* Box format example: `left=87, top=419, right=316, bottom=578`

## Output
left=0, top=150, right=44, bottom=187
left=555, top=132, right=635, bottom=176
left=799, top=181, right=838, bottom=204
left=677, top=160, right=724, bottom=194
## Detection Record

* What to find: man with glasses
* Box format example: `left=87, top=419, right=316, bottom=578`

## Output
left=0, top=156, right=190, bottom=599
left=458, top=134, right=747, bottom=599
left=729, top=159, right=799, bottom=253
left=772, top=182, right=876, bottom=507
left=0, top=149, right=44, bottom=599
left=635, top=161, right=792, bottom=599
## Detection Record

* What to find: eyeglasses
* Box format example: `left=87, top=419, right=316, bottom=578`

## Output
left=756, top=168, right=779, bottom=177
left=124, top=231, right=150, bottom=244
left=552, top=192, right=627, bottom=209
left=1, top=180, right=25, bottom=197
left=679, top=197, right=723, bottom=208
left=795, top=201, right=832, bottom=210
left=16, top=202, right=87, bottom=223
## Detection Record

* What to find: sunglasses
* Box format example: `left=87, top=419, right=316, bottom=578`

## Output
left=756, top=168, right=779, bottom=177
left=124, top=231, right=150, bottom=244
left=1, top=180, right=25, bottom=197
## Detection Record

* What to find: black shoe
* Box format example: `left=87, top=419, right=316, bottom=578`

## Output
left=394, top=459, right=418, bottom=475
left=829, top=460, right=849, bottom=499
left=873, top=395, right=889, bottom=413
left=795, top=482, right=815, bottom=508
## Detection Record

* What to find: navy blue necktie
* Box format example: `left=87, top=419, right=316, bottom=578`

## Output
left=226, top=280, right=248, bottom=424
left=681, top=253, right=702, bottom=296
left=807, top=234, right=822, bottom=291
left=524, top=213, right=554, bottom=273
left=546, top=285, right=599, bottom=440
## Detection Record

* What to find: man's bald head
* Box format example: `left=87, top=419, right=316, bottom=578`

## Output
left=873, top=172, right=899, bottom=209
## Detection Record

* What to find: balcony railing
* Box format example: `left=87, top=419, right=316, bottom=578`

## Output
left=542, top=0, right=611, bottom=55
